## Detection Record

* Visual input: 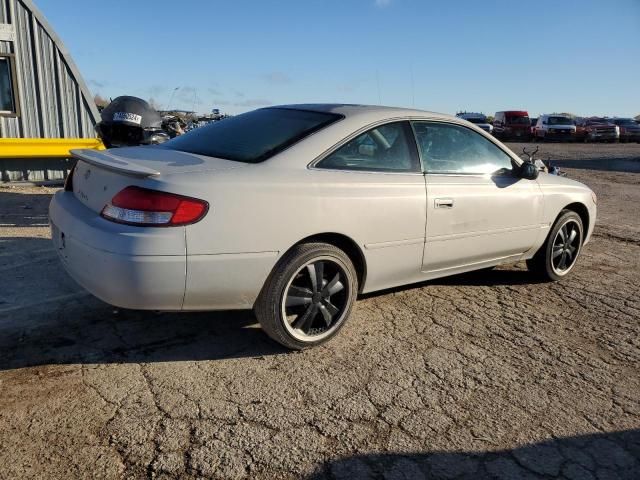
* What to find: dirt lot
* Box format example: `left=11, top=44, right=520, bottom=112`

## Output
left=1, top=143, right=639, bottom=479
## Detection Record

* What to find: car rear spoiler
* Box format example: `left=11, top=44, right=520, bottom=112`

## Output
left=70, top=149, right=160, bottom=177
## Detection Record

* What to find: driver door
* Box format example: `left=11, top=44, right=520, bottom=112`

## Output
left=412, top=121, right=543, bottom=274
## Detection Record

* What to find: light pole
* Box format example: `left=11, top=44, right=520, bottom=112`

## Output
left=167, top=87, right=180, bottom=111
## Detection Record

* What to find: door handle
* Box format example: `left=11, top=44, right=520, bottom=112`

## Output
left=435, top=198, right=454, bottom=208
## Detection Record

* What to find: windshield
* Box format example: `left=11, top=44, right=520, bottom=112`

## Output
left=587, top=118, right=609, bottom=125
left=548, top=116, right=573, bottom=126
left=613, top=118, right=637, bottom=125
left=465, top=117, right=487, bottom=124
left=505, top=116, right=529, bottom=125
left=162, top=108, right=342, bottom=163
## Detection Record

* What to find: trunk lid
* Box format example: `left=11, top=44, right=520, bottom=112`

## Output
left=70, top=146, right=244, bottom=214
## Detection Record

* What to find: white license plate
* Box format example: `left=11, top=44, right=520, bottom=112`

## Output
left=113, top=111, right=142, bottom=125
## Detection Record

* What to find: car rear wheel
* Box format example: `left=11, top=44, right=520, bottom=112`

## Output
left=255, top=242, right=358, bottom=350
left=527, top=210, right=584, bottom=281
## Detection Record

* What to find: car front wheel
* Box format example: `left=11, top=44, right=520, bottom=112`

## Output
left=255, top=242, right=358, bottom=349
left=527, top=210, right=584, bottom=281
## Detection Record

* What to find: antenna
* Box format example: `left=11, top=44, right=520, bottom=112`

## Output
left=376, top=70, right=381, bottom=105
left=410, top=65, right=415, bottom=107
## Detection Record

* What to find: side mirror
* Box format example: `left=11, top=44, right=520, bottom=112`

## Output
left=542, top=121, right=548, bottom=125
left=519, top=161, right=539, bottom=180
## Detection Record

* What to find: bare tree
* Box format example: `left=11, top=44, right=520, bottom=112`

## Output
left=147, top=97, right=160, bottom=110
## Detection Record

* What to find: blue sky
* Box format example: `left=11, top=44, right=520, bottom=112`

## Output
left=37, top=0, right=639, bottom=117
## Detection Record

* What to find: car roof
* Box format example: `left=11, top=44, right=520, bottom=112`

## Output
left=273, top=103, right=457, bottom=122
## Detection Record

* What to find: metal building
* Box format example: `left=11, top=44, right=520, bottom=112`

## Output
left=0, top=0, right=102, bottom=182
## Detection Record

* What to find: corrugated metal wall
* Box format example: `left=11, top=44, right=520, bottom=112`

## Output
left=0, top=0, right=98, bottom=139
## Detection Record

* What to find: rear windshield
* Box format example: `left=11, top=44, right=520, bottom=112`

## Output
left=505, top=115, right=529, bottom=125
left=466, top=117, right=487, bottom=124
left=162, top=108, right=342, bottom=163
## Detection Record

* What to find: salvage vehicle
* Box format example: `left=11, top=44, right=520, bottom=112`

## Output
left=49, top=104, right=597, bottom=349
left=575, top=117, right=619, bottom=143
left=455, top=112, right=493, bottom=134
left=530, top=117, right=538, bottom=138
left=493, top=111, right=531, bottom=141
left=608, top=118, right=640, bottom=143
left=534, top=114, right=576, bottom=142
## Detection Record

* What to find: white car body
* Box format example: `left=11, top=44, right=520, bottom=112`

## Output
left=49, top=104, right=596, bottom=312
left=535, top=114, right=577, bottom=140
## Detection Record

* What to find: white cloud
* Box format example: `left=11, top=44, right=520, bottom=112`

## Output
left=374, top=0, right=392, bottom=8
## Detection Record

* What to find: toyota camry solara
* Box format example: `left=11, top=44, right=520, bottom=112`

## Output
left=49, top=104, right=596, bottom=349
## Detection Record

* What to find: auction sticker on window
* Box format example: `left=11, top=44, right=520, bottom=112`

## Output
left=113, top=112, right=142, bottom=124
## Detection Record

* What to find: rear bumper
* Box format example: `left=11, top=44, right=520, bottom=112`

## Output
left=49, top=191, right=186, bottom=310
left=49, top=191, right=278, bottom=311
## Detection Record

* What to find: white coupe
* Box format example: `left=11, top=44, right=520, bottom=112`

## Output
left=49, top=104, right=596, bottom=349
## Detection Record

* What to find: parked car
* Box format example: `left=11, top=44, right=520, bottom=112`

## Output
left=530, top=117, right=538, bottom=138
left=608, top=118, right=640, bottom=143
left=534, top=114, right=577, bottom=142
left=575, top=117, right=619, bottom=143
left=493, top=111, right=531, bottom=141
left=455, top=112, right=493, bottom=134
left=49, top=104, right=596, bottom=349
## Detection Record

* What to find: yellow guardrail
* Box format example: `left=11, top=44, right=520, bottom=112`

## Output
left=0, top=138, right=105, bottom=158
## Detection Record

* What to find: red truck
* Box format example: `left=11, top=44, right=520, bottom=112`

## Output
left=575, top=118, right=619, bottom=143
left=493, top=111, right=531, bottom=141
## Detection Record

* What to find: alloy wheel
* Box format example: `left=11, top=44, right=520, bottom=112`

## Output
left=281, top=257, right=350, bottom=342
left=551, top=219, right=582, bottom=275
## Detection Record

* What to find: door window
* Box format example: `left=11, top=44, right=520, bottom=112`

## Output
left=317, top=122, right=419, bottom=172
left=412, top=122, right=513, bottom=174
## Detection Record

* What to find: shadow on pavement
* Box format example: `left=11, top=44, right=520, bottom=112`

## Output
left=553, top=157, right=640, bottom=174
left=307, top=429, right=640, bottom=479
left=0, top=190, right=54, bottom=227
left=362, top=266, right=545, bottom=301
left=0, top=302, right=286, bottom=371
left=0, top=235, right=548, bottom=371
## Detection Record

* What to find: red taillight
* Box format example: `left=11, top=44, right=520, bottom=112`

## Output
left=101, top=186, right=208, bottom=226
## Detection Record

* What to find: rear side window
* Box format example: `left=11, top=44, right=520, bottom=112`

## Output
left=316, top=122, right=420, bottom=173
left=162, top=108, right=342, bottom=163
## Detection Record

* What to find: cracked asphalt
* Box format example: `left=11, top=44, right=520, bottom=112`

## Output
left=0, top=143, right=639, bottom=479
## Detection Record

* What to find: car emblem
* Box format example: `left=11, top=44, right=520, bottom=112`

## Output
left=84, top=169, right=91, bottom=180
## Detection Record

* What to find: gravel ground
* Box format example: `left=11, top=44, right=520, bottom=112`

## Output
left=0, top=143, right=639, bottom=479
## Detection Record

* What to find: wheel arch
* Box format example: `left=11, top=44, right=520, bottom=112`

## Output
left=288, top=233, right=367, bottom=293
left=561, top=202, right=590, bottom=242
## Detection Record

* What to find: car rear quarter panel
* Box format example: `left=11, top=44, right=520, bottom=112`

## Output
left=178, top=162, right=427, bottom=308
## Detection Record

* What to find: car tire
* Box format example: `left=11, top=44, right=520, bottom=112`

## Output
left=527, top=210, right=584, bottom=282
left=255, top=242, right=358, bottom=350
